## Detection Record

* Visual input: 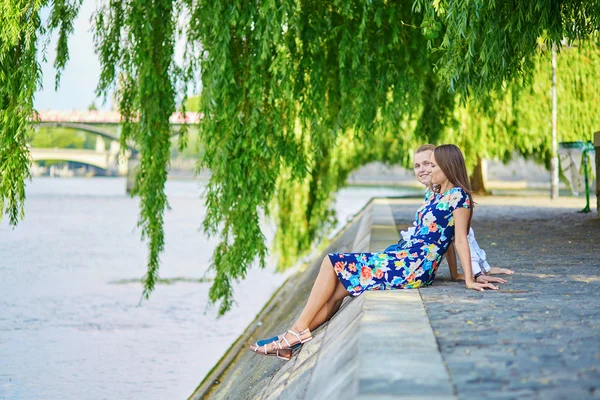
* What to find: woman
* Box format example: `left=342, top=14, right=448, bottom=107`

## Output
left=250, top=144, right=498, bottom=360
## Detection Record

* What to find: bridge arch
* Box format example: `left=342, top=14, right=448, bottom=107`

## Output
left=33, top=122, right=136, bottom=153
left=30, top=148, right=109, bottom=169
left=30, top=147, right=129, bottom=176
left=33, top=122, right=185, bottom=153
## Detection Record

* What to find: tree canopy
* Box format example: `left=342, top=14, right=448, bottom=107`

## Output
left=415, top=0, right=600, bottom=99
left=1, top=0, right=599, bottom=314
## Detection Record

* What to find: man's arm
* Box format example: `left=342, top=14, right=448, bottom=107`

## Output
left=468, top=228, right=488, bottom=273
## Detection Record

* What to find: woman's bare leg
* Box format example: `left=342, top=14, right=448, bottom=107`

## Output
left=250, top=281, right=347, bottom=354
left=308, top=281, right=349, bottom=331
left=251, top=255, right=347, bottom=353
left=291, top=255, right=340, bottom=332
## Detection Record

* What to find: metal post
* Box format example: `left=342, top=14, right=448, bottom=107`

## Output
left=595, top=131, right=600, bottom=219
left=551, top=45, right=559, bottom=200
left=579, top=150, right=591, bottom=213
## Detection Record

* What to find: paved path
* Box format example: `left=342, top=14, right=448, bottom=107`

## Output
left=391, top=196, right=600, bottom=400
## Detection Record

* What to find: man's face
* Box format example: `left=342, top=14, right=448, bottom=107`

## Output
left=413, top=150, right=433, bottom=186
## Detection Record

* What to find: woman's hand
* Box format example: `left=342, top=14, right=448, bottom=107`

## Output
left=466, top=281, right=499, bottom=291
left=452, top=273, right=465, bottom=282
left=488, top=266, right=514, bottom=275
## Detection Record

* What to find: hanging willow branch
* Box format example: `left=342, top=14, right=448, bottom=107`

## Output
left=94, top=0, right=182, bottom=299
left=0, top=0, right=80, bottom=226
left=185, top=0, right=441, bottom=314
left=414, top=0, right=600, bottom=99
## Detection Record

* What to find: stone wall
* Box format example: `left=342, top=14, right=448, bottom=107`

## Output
left=190, top=199, right=456, bottom=400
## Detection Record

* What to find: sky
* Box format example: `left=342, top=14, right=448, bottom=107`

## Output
left=34, top=1, right=192, bottom=112
left=35, top=1, right=103, bottom=111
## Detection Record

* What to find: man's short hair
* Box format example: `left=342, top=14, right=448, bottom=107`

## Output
left=416, top=144, right=436, bottom=154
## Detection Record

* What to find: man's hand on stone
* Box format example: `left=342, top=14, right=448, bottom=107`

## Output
left=476, top=275, right=507, bottom=284
left=466, top=281, right=499, bottom=292
left=488, top=266, right=514, bottom=275
left=454, top=273, right=507, bottom=284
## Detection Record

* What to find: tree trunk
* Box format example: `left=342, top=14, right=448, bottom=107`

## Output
left=470, top=157, right=490, bottom=195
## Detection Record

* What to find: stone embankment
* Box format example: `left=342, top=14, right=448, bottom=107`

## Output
left=190, top=194, right=599, bottom=400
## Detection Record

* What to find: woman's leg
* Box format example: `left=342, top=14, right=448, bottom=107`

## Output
left=308, top=281, right=349, bottom=331
left=292, top=255, right=341, bottom=332
left=251, top=281, right=347, bottom=354
left=251, top=255, right=347, bottom=353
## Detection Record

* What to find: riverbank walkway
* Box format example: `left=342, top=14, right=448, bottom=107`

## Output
left=191, top=195, right=600, bottom=400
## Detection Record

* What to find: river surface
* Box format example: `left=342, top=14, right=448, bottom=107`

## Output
left=0, top=178, right=415, bottom=400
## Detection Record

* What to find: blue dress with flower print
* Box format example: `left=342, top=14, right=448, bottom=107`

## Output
left=329, top=187, right=471, bottom=295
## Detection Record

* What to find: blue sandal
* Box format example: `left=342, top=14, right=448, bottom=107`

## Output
left=255, top=334, right=302, bottom=349
left=256, top=335, right=280, bottom=347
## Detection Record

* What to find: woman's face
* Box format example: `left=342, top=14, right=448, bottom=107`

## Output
left=429, top=152, right=448, bottom=186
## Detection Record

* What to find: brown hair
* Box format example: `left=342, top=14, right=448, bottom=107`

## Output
left=416, top=144, right=436, bottom=154
left=432, top=144, right=474, bottom=230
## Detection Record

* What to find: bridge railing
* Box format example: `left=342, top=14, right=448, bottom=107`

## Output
left=34, top=110, right=201, bottom=124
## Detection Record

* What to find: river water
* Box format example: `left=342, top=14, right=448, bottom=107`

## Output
left=0, top=178, right=415, bottom=400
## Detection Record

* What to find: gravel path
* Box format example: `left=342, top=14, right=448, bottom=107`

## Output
left=391, top=196, right=600, bottom=400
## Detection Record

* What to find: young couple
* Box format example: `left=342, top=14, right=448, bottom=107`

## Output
left=386, top=144, right=513, bottom=283
left=250, top=144, right=513, bottom=361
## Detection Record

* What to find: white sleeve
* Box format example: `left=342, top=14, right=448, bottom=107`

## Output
left=401, top=226, right=416, bottom=242
left=468, top=228, right=490, bottom=273
left=481, top=258, right=491, bottom=273
left=471, top=256, right=483, bottom=275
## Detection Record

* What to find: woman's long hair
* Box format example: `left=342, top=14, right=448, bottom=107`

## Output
left=433, top=144, right=474, bottom=231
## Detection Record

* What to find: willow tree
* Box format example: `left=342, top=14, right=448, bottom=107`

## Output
left=2, top=0, right=600, bottom=314
left=1, top=0, right=81, bottom=225
left=437, top=41, right=600, bottom=194
left=415, top=0, right=600, bottom=98
left=414, top=0, right=600, bottom=192
left=188, top=2, right=443, bottom=313
left=509, top=42, right=600, bottom=163
left=92, top=1, right=191, bottom=298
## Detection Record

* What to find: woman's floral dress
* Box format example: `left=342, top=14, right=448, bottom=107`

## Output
left=329, top=187, right=471, bottom=296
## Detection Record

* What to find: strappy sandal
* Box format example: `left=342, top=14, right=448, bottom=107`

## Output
left=256, top=334, right=302, bottom=349
left=250, top=340, right=293, bottom=361
left=279, top=328, right=312, bottom=350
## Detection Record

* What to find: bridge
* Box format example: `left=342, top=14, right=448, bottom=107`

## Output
left=32, top=110, right=200, bottom=190
left=30, top=139, right=128, bottom=176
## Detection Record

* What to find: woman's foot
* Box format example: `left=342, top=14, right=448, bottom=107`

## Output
left=278, top=326, right=312, bottom=349
left=248, top=326, right=312, bottom=361
left=249, top=340, right=293, bottom=361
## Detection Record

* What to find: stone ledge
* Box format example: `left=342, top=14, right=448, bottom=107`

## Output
left=190, top=198, right=455, bottom=400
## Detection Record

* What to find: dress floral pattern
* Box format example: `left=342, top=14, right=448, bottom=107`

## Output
left=329, top=187, right=471, bottom=296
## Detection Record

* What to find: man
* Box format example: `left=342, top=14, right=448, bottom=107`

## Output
left=387, top=144, right=513, bottom=283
